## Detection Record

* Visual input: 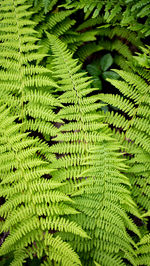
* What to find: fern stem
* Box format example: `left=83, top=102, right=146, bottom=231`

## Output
left=12, top=0, right=25, bottom=127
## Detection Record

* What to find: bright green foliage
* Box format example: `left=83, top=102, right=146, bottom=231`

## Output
left=0, top=0, right=150, bottom=266
left=42, top=0, right=51, bottom=14
left=27, top=1, right=143, bottom=71
left=0, top=103, right=87, bottom=265
left=35, top=8, right=77, bottom=57
left=61, top=0, right=124, bottom=20
left=34, top=0, right=58, bottom=13
left=0, top=0, right=57, bottom=118
left=99, top=66, right=150, bottom=212
left=30, top=1, right=99, bottom=60
left=0, top=0, right=63, bottom=140
left=63, top=0, right=150, bottom=36
left=0, top=1, right=87, bottom=265
left=136, top=234, right=150, bottom=265
left=46, top=34, right=140, bottom=266
left=59, top=143, right=140, bottom=265
left=134, top=45, right=150, bottom=68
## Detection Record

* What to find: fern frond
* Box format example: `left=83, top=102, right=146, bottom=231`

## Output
left=0, top=0, right=57, bottom=119
left=0, top=104, right=87, bottom=265
left=0, top=2, right=89, bottom=264
left=35, top=9, right=77, bottom=57
left=45, top=34, right=140, bottom=265
left=65, top=0, right=150, bottom=36
left=135, top=234, right=150, bottom=265
left=42, top=233, right=82, bottom=266
left=77, top=43, right=104, bottom=63
left=100, top=66, right=150, bottom=211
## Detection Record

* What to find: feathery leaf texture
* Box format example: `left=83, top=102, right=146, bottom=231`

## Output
left=45, top=34, right=140, bottom=265
left=0, top=1, right=87, bottom=265
left=135, top=234, right=150, bottom=266
left=0, top=103, right=87, bottom=265
left=0, top=0, right=149, bottom=265
left=0, top=0, right=57, bottom=120
left=99, top=68, right=150, bottom=212
left=63, top=0, right=150, bottom=36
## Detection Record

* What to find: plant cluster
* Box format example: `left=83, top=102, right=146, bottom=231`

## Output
left=0, top=0, right=150, bottom=265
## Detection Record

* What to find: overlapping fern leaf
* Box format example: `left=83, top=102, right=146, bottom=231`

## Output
left=0, top=0, right=57, bottom=118
left=59, top=142, right=141, bottom=266
left=26, top=1, right=99, bottom=63
left=33, top=8, right=77, bottom=57
left=61, top=0, right=122, bottom=20
left=0, top=0, right=64, bottom=150
left=75, top=24, right=142, bottom=69
left=33, top=0, right=58, bottom=14
left=135, top=233, right=150, bottom=265
left=63, top=0, right=150, bottom=36
left=45, top=34, right=140, bottom=265
left=99, top=64, right=150, bottom=212
left=0, top=101, right=89, bottom=265
left=0, top=1, right=89, bottom=265
left=33, top=9, right=98, bottom=62
left=0, top=1, right=149, bottom=265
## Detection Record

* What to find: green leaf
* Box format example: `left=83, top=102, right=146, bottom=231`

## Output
left=102, top=71, right=120, bottom=80
left=94, top=261, right=102, bottom=266
left=1, top=256, right=13, bottom=266
left=92, top=76, right=102, bottom=90
left=86, top=64, right=101, bottom=76
left=92, top=8, right=99, bottom=18
left=101, top=104, right=109, bottom=113
left=43, top=0, right=50, bottom=14
left=100, top=53, right=113, bottom=71
left=97, top=24, right=111, bottom=29
left=26, top=258, right=41, bottom=266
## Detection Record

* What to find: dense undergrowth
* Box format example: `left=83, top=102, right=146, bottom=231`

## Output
left=0, top=0, right=150, bottom=265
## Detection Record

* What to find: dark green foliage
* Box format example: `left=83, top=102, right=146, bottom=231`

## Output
left=86, top=53, right=119, bottom=90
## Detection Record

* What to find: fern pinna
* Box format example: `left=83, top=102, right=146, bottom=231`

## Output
left=45, top=34, right=140, bottom=266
